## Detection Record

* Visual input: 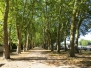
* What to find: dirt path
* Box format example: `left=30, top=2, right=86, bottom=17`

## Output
left=0, top=47, right=90, bottom=68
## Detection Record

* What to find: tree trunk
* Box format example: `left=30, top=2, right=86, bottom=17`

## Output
left=8, top=24, right=12, bottom=52
left=70, top=22, right=75, bottom=57
left=16, top=0, right=27, bottom=54
left=16, top=31, right=21, bottom=54
left=26, top=32, right=29, bottom=51
left=56, top=2, right=63, bottom=53
left=64, top=38, right=67, bottom=51
left=57, top=22, right=60, bottom=53
left=3, top=0, right=10, bottom=59
left=75, top=28, right=79, bottom=46
left=28, top=38, right=31, bottom=49
left=75, top=17, right=84, bottom=53
left=23, top=32, right=27, bottom=52
left=51, top=39, right=54, bottom=51
left=75, top=17, right=84, bottom=46
left=47, top=28, right=51, bottom=50
left=15, top=19, right=22, bottom=54
left=48, top=40, right=50, bottom=50
left=15, top=15, right=21, bottom=54
left=69, top=0, right=78, bottom=57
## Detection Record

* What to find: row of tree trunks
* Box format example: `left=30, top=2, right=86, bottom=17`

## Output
left=3, top=0, right=34, bottom=59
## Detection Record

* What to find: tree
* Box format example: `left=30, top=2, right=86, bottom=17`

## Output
left=80, top=39, right=89, bottom=46
left=56, top=0, right=64, bottom=53
left=69, top=0, right=78, bottom=57
left=75, top=0, right=90, bottom=47
left=1, top=0, right=91, bottom=58
left=3, top=0, right=10, bottom=59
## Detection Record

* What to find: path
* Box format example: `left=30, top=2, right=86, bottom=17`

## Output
left=0, top=47, right=89, bottom=68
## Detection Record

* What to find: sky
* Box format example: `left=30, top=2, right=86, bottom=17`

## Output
left=62, top=33, right=91, bottom=44
left=79, top=33, right=91, bottom=41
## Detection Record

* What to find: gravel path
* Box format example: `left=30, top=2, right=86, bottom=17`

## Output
left=0, top=47, right=89, bottom=68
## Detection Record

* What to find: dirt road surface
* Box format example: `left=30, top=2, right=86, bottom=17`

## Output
left=0, top=47, right=90, bottom=68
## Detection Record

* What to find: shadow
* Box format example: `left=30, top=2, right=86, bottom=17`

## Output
left=80, top=60, right=91, bottom=66
left=75, top=56, right=91, bottom=60
left=76, top=56, right=91, bottom=58
left=76, top=60, right=91, bottom=68
left=10, top=52, right=19, bottom=55
left=0, top=52, right=3, bottom=57
left=0, top=63, right=5, bottom=67
left=79, top=52, right=91, bottom=55
left=11, top=57, right=67, bottom=61
left=41, top=51, right=51, bottom=54
left=30, top=50, right=51, bottom=52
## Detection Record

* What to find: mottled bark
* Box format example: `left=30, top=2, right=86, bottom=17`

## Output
left=70, top=0, right=78, bottom=57
left=70, top=22, right=76, bottom=57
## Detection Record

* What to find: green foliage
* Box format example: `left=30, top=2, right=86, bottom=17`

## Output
left=79, top=39, right=91, bottom=46
left=0, top=0, right=91, bottom=47
left=0, top=1, right=4, bottom=43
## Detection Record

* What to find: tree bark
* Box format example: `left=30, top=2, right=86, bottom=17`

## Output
left=26, top=31, right=29, bottom=51
left=16, top=0, right=27, bottom=54
left=64, top=38, right=67, bottom=51
left=23, top=32, right=27, bottom=52
left=3, top=0, right=10, bottom=59
left=75, top=27, right=79, bottom=46
left=57, top=22, right=61, bottom=53
left=51, top=39, right=54, bottom=51
left=69, top=0, right=78, bottom=57
left=56, top=2, right=63, bottom=53
left=70, top=22, right=76, bottom=57
left=8, top=24, right=12, bottom=52
left=16, top=31, right=21, bottom=54
left=75, top=17, right=84, bottom=46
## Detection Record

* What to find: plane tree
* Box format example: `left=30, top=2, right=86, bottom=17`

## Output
left=3, top=0, right=10, bottom=59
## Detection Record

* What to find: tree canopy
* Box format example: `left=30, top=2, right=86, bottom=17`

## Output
left=0, top=0, right=91, bottom=59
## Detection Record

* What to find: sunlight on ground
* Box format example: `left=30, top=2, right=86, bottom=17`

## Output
left=0, top=47, right=91, bottom=68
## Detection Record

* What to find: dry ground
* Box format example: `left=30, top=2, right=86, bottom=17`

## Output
left=0, top=47, right=91, bottom=68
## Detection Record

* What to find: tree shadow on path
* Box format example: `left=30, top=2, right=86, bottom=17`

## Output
left=0, top=63, right=5, bottom=67
left=11, top=57, right=67, bottom=61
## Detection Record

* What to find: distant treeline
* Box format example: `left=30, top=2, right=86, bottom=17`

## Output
left=79, top=39, right=91, bottom=46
